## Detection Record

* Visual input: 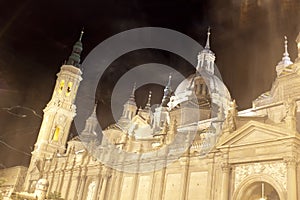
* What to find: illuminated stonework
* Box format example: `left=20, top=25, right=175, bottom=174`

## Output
left=3, top=31, right=300, bottom=200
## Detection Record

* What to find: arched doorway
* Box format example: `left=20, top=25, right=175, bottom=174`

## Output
left=239, top=181, right=280, bottom=200
left=233, top=175, right=286, bottom=200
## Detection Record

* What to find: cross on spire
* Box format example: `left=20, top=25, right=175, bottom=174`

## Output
left=205, top=27, right=211, bottom=49
left=283, top=36, right=289, bottom=57
left=79, top=27, right=84, bottom=42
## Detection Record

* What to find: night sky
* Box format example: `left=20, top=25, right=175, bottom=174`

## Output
left=0, top=0, right=300, bottom=168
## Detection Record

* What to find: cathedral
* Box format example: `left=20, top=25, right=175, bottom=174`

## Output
left=2, top=28, right=300, bottom=200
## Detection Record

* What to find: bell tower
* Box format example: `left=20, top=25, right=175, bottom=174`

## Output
left=24, top=30, right=84, bottom=192
left=33, top=30, right=84, bottom=158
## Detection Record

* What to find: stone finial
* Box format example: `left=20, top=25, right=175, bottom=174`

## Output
left=161, top=74, right=173, bottom=107
left=145, top=91, right=152, bottom=109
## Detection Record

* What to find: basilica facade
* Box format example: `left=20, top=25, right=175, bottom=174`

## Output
left=2, top=29, right=300, bottom=200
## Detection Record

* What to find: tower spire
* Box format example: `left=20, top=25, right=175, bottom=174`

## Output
left=130, top=83, right=136, bottom=99
left=81, top=101, right=99, bottom=139
left=67, top=29, right=84, bottom=67
left=205, top=27, right=211, bottom=49
left=196, top=27, right=215, bottom=74
left=276, top=36, right=293, bottom=76
left=126, top=83, right=136, bottom=105
left=119, top=83, right=138, bottom=122
left=145, top=91, right=152, bottom=109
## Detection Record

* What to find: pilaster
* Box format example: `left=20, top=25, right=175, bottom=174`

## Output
left=284, top=156, right=298, bottom=200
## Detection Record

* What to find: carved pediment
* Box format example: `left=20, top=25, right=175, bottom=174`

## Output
left=129, top=115, right=153, bottom=139
left=131, top=115, right=149, bottom=125
left=217, top=120, right=291, bottom=147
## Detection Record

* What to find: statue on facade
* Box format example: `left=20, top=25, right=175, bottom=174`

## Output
left=284, top=97, right=297, bottom=118
left=222, top=100, right=237, bottom=134
left=284, top=97, right=297, bottom=131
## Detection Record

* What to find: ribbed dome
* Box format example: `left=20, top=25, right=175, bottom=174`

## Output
left=170, top=71, right=231, bottom=110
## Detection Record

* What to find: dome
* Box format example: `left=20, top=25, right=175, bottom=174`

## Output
left=169, top=71, right=231, bottom=111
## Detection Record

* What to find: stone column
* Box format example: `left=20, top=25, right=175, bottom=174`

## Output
left=47, top=156, right=56, bottom=194
left=24, top=174, right=31, bottom=192
left=93, top=173, right=102, bottom=200
left=181, top=152, right=190, bottom=200
left=64, top=170, right=73, bottom=200
left=48, top=171, right=55, bottom=194
left=58, top=170, right=65, bottom=193
left=98, top=176, right=109, bottom=200
left=285, top=157, right=297, bottom=200
left=220, top=162, right=230, bottom=200
left=132, top=162, right=140, bottom=199
left=158, top=148, right=168, bottom=200
left=111, top=171, right=122, bottom=200
left=77, top=175, right=87, bottom=200
left=54, top=170, right=61, bottom=192
left=73, top=171, right=82, bottom=200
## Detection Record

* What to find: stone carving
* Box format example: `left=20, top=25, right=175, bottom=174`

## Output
left=284, top=156, right=297, bottom=166
left=58, top=114, right=66, bottom=123
left=234, top=162, right=287, bottom=189
left=221, top=162, right=230, bottom=172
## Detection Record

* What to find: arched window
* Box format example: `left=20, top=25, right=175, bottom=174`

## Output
left=58, top=80, right=65, bottom=93
left=199, top=84, right=203, bottom=94
left=52, top=126, right=60, bottom=141
left=66, top=82, right=73, bottom=96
